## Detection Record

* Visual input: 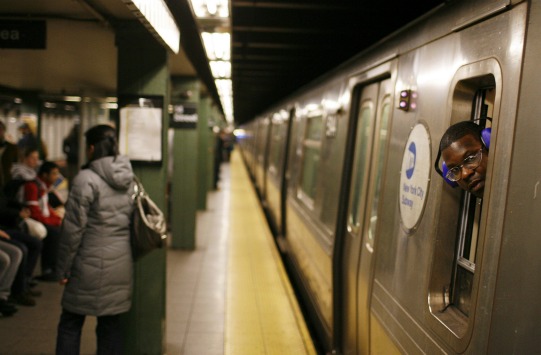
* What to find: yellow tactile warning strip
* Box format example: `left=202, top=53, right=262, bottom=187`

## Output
left=225, top=152, right=317, bottom=355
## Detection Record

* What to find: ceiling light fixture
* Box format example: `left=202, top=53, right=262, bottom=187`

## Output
left=189, top=0, right=234, bottom=123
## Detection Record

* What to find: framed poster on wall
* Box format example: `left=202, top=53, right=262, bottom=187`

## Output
left=118, top=96, right=163, bottom=164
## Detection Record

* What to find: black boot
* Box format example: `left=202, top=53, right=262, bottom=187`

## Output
left=0, top=299, right=18, bottom=316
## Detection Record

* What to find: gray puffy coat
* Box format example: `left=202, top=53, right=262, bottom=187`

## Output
left=56, top=155, right=135, bottom=316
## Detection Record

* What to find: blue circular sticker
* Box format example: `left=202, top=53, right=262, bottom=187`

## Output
left=399, top=123, right=431, bottom=231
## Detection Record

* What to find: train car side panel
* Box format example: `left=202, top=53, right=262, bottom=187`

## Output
left=283, top=78, right=350, bottom=346
left=487, top=1, right=541, bottom=352
left=372, top=3, right=526, bottom=353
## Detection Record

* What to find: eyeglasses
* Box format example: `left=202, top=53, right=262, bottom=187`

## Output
left=445, top=149, right=483, bottom=182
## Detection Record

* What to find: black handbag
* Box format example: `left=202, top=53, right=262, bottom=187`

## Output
left=130, top=176, right=167, bottom=260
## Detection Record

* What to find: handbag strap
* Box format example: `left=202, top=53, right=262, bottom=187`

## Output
left=132, top=175, right=146, bottom=200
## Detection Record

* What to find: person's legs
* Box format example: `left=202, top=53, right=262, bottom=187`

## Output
left=40, top=225, right=60, bottom=279
left=0, top=241, right=22, bottom=300
left=0, top=249, right=8, bottom=281
left=96, top=313, right=124, bottom=355
left=0, top=241, right=22, bottom=316
left=56, top=309, right=85, bottom=355
left=8, top=229, right=42, bottom=280
left=3, top=238, right=35, bottom=306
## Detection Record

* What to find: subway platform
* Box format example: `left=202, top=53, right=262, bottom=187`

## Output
left=0, top=151, right=316, bottom=355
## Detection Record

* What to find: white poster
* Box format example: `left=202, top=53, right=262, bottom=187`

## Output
left=119, top=106, right=162, bottom=162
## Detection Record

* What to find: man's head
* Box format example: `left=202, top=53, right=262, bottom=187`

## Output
left=439, top=121, right=489, bottom=198
left=38, top=161, right=60, bottom=186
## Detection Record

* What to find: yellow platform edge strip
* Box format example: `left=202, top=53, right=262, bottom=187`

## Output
left=225, top=152, right=317, bottom=355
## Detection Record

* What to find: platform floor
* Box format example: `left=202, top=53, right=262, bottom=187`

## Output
left=0, top=152, right=315, bottom=355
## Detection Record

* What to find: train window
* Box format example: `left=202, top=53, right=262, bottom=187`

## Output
left=366, top=97, right=391, bottom=249
left=429, top=69, right=498, bottom=345
left=256, top=119, right=269, bottom=156
left=298, top=114, right=323, bottom=206
left=451, top=88, right=493, bottom=316
left=268, top=113, right=285, bottom=176
left=347, top=100, right=373, bottom=232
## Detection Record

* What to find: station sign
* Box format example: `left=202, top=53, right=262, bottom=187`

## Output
left=170, top=103, right=198, bottom=129
left=0, top=20, right=46, bottom=49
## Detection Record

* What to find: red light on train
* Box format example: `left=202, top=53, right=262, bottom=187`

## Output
left=398, top=89, right=417, bottom=111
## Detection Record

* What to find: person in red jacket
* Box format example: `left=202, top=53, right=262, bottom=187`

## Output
left=11, top=147, right=61, bottom=281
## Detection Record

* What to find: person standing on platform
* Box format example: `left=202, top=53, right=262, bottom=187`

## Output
left=17, top=121, right=48, bottom=161
left=55, top=124, right=135, bottom=355
left=62, top=124, right=80, bottom=186
left=0, top=120, right=19, bottom=189
left=213, top=129, right=225, bottom=189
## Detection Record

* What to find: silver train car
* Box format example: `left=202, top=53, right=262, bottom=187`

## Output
left=236, top=0, right=541, bottom=353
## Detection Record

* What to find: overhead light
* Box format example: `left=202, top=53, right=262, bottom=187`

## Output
left=221, top=99, right=233, bottom=114
left=202, top=32, right=230, bottom=60
left=63, top=96, right=82, bottom=102
left=215, top=79, right=233, bottom=122
left=209, top=61, right=231, bottom=78
left=122, top=0, right=180, bottom=53
left=44, top=102, right=57, bottom=109
left=190, top=0, right=230, bottom=18
left=220, top=97, right=233, bottom=122
left=189, top=0, right=234, bottom=122
left=101, top=103, right=119, bottom=110
left=215, top=79, right=232, bottom=96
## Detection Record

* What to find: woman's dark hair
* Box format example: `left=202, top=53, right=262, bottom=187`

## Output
left=85, top=124, right=118, bottom=161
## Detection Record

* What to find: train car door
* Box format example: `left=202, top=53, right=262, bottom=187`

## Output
left=339, top=78, right=392, bottom=354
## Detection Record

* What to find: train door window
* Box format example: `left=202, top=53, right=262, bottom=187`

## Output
left=256, top=118, right=269, bottom=163
left=298, top=111, right=323, bottom=207
left=429, top=69, right=499, bottom=346
left=451, top=88, right=493, bottom=317
left=255, top=118, right=270, bottom=186
left=347, top=100, right=374, bottom=232
left=268, top=112, right=285, bottom=177
left=365, top=96, right=391, bottom=250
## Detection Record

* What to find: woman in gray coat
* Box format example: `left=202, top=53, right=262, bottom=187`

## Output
left=55, top=124, right=134, bottom=355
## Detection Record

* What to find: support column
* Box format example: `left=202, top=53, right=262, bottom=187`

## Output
left=170, top=77, right=199, bottom=249
left=116, top=21, right=168, bottom=355
left=197, top=97, right=211, bottom=210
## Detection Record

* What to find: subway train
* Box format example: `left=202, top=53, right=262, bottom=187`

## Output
left=236, top=0, right=541, bottom=354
